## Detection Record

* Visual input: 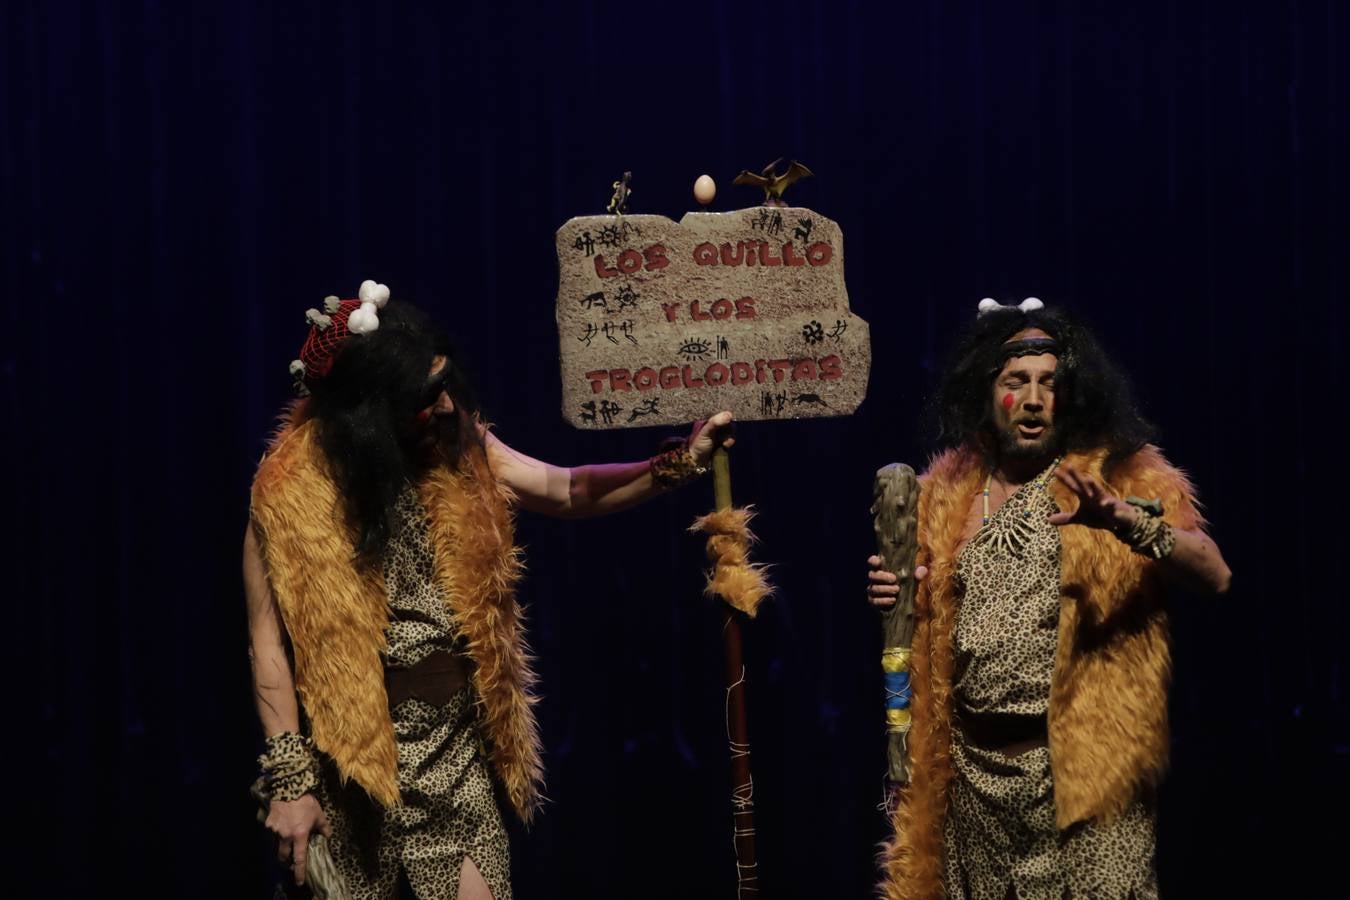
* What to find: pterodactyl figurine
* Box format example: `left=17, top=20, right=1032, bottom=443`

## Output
left=732, top=158, right=814, bottom=206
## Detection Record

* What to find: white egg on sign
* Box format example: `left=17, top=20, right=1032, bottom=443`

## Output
left=694, top=174, right=717, bottom=206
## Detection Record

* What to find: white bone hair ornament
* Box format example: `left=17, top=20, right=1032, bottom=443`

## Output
left=977, top=297, right=1044, bottom=316
left=346, top=280, right=391, bottom=335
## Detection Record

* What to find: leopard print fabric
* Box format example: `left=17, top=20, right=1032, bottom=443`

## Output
left=313, top=489, right=512, bottom=899
left=942, top=463, right=1158, bottom=900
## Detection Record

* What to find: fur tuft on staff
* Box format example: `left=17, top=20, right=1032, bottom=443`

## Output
left=689, top=506, right=774, bottom=618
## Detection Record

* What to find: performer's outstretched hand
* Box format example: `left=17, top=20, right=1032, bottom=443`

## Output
left=866, top=556, right=927, bottom=609
left=266, top=794, right=332, bottom=886
left=687, top=410, right=735, bottom=467
left=1048, top=465, right=1138, bottom=532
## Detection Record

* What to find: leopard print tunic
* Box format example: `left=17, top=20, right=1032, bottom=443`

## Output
left=314, top=488, right=512, bottom=899
left=942, top=463, right=1157, bottom=900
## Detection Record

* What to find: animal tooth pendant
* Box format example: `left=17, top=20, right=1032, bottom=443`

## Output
left=973, top=513, right=1036, bottom=558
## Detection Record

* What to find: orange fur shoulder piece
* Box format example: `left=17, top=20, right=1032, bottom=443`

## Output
left=1046, top=444, right=1200, bottom=828
left=250, top=420, right=545, bottom=821
left=417, top=452, right=544, bottom=824
left=250, top=418, right=401, bottom=807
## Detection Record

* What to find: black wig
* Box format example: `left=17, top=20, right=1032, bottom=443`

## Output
left=928, top=306, right=1155, bottom=467
left=306, top=302, right=482, bottom=564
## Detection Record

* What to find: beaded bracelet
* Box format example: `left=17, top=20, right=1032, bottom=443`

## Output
left=1118, top=497, right=1177, bottom=559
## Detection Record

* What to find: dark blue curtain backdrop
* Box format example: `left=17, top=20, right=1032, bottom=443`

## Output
left=6, top=1, right=1346, bottom=897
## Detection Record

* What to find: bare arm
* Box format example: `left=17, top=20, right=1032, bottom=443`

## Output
left=244, top=524, right=301, bottom=736
left=486, top=411, right=734, bottom=519
left=243, top=524, right=330, bottom=885
left=485, top=433, right=656, bottom=519
left=1159, top=525, right=1231, bottom=594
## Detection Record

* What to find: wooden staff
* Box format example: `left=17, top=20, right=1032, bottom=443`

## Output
left=872, top=464, right=920, bottom=784
left=713, top=445, right=759, bottom=897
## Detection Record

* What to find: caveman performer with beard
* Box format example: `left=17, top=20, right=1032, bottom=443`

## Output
left=244, top=282, right=732, bottom=899
left=867, top=299, right=1231, bottom=899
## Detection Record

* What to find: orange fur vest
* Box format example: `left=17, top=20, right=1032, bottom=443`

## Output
left=249, top=415, right=544, bottom=822
left=879, top=444, right=1203, bottom=899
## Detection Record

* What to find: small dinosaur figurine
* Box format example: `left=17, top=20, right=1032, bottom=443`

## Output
left=732, top=158, right=813, bottom=206
left=606, top=171, right=632, bottom=215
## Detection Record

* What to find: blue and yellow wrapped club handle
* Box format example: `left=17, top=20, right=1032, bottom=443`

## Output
left=873, top=463, right=920, bottom=785
left=882, top=647, right=912, bottom=733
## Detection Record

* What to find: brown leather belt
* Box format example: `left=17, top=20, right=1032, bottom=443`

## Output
left=958, top=712, right=1049, bottom=756
left=384, top=649, right=471, bottom=709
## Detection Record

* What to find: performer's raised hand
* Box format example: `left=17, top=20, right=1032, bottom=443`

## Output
left=266, top=794, right=332, bottom=886
left=867, top=555, right=927, bottom=609
left=687, top=410, right=735, bottom=467
left=1048, top=465, right=1137, bottom=532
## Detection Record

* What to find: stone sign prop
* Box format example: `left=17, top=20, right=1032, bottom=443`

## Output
left=556, top=207, right=870, bottom=428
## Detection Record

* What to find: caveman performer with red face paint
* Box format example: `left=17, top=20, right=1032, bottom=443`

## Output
left=244, top=282, right=732, bottom=899
left=867, top=299, right=1231, bottom=900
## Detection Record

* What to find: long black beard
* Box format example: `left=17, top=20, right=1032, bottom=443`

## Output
left=997, top=423, right=1062, bottom=461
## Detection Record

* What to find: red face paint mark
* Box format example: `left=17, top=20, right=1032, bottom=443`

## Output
left=1002, top=392, right=1016, bottom=411
left=416, top=408, right=434, bottom=425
